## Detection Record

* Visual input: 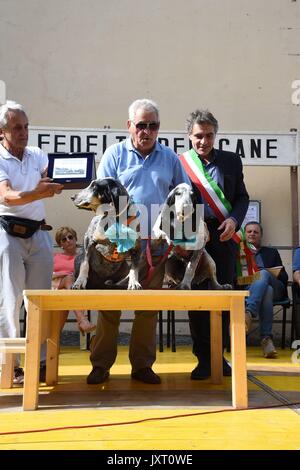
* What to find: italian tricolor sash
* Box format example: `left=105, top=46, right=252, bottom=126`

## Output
left=180, top=149, right=259, bottom=282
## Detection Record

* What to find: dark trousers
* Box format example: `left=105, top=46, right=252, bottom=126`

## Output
left=292, top=283, right=300, bottom=339
left=188, top=219, right=238, bottom=361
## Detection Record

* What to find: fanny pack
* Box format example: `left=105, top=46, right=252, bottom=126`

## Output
left=0, top=216, right=51, bottom=239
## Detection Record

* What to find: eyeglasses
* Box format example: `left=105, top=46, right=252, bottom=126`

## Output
left=61, top=235, right=74, bottom=243
left=132, top=121, right=160, bottom=131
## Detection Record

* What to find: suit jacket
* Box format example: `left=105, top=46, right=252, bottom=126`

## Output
left=191, top=148, right=249, bottom=230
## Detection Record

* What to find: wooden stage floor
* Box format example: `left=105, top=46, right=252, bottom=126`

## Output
left=0, top=345, right=299, bottom=450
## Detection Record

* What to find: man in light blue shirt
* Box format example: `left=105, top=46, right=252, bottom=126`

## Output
left=87, top=98, right=190, bottom=385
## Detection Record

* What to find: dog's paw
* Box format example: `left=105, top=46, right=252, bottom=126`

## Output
left=127, top=281, right=142, bottom=290
left=221, top=283, right=233, bottom=290
left=176, top=282, right=191, bottom=290
left=71, top=278, right=87, bottom=290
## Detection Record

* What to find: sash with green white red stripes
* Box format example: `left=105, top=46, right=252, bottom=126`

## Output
left=180, top=149, right=259, bottom=282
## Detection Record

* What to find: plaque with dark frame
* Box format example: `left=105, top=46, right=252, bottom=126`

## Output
left=47, top=152, right=96, bottom=189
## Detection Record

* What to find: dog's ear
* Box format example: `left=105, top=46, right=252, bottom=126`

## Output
left=99, top=178, right=129, bottom=214
left=109, top=179, right=129, bottom=200
left=165, top=187, right=177, bottom=207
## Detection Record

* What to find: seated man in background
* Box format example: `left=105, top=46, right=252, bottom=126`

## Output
left=244, top=221, right=288, bottom=358
left=292, top=247, right=300, bottom=339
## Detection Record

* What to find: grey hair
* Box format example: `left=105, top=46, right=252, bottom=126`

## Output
left=186, top=109, right=219, bottom=135
left=128, top=98, right=159, bottom=122
left=0, top=100, right=26, bottom=128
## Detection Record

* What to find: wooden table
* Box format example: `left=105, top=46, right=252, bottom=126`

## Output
left=22, top=289, right=248, bottom=411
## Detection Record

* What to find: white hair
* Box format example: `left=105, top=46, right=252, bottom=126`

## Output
left=0, top=100, right=26, bottom=128
left=128, top=98, right=159, bottom=122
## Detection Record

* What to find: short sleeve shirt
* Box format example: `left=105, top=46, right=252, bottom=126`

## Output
left=0, top=144, right=48, bottom=220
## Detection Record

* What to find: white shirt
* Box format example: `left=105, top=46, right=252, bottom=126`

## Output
left=0, top=144, right=48, bottom=220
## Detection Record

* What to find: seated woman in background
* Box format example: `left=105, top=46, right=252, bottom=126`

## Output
left=53, top=226, right=96, bottom=334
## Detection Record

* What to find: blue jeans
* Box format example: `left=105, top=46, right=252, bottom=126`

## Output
left=245, top=270, right=286, bottom=338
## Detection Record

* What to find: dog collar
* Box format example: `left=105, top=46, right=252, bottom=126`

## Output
left=105, top=222, right=138, bottom=253
left=172, top=237, right=196, bottom=247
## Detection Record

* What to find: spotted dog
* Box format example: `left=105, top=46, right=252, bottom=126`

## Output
left=153, top=183, right=232, bottom=290
left=71, top=178, right=141, bottom=290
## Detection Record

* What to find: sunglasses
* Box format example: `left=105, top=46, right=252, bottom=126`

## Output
left=61, top=235, right=74, bottom=243
left=132, top=121, right=160, bottom=131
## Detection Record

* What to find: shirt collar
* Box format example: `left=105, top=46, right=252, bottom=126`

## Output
left=0, top=143, right=28, bottom=160
left=201, top=148, right=216, bottom=165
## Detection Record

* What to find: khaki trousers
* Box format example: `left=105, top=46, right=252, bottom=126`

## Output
left=90, top=255, right=166, bottom=372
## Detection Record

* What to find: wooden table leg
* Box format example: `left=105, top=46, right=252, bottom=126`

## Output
left=23, top=301, right=41, bottom=411
left=1, top=354, right=14, bottom=388
left=230, top=297, right=248, bottom=409
left=210, top=310, right=223, bottom=384
left=46, top=310, right=62, bottom=385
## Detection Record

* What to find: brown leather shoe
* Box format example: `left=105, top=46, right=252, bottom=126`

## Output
left=261, top=336, right=278, bottom=359
left=131, top=367, right=161, bottom=384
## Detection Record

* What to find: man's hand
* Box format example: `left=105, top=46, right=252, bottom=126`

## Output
left=218, top=217, right=237, bottom=242
left=35, top=178, right=64, bottom=198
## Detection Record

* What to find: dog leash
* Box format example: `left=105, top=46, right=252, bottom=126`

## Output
left=141, top=238, right=173, bottom=288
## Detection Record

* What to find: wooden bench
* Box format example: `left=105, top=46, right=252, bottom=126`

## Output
left=22, top=289, right=248, bottom=411
left=0, top=338, right=26, bottom=388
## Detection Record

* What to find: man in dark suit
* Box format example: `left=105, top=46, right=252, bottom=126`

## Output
left=180, top=109, right=249, bottom=379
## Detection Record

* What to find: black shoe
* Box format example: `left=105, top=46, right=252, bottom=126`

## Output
left=191, top=362, right=211, bottom=380
left=131, top=367, right=161, bottom=384
left=87, top=367, right=109, bottom=384
left=223, top=358, right=232, bottom=376
left=191, top=358, right=232, bottom=380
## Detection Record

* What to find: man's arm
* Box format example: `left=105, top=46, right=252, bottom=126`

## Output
left=292, top=248, right=300, bottom=286
left=227, top=155, right=249, bottom=229
left=97, top=146, right=118, bottom=179
left=293, top=270, right=300, bottom=286
left=0, top=178, right=63, bottom=206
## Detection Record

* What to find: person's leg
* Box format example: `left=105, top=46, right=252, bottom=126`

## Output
left=258, top=285, right=274, bottom=338
left=189, top=281, right=211, bottom=359
left=246, top=270, right=275, bottom=318
left=258, top=285, right=278, bottom=358
left=90, top=310, right=121, bottom=369
left=0, top=232, right=26, bottom=359
left=188, top=220, right=236, bottom=378
left=24, top=231, right=54, bottom=367
left=25, top=231, right=53, bottom=289
left=129, top=255, right=165, bottom=381
left=55, top=275, right=95, bottom=332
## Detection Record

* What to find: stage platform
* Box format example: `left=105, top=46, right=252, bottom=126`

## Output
left=0, top=345, right=299, bottom=450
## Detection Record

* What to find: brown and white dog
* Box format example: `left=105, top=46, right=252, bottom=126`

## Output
left=71, top=178, right=141, bottom=290
left=152, top=183, right=232, bottom=290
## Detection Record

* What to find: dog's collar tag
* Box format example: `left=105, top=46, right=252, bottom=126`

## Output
left=105, top=222, right=137, bottom=253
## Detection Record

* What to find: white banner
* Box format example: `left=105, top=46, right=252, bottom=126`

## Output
left=28, top=127, right=299, bottom=166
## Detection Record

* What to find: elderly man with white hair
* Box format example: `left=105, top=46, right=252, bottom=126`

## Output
left=87, top=98, right=191, bottom=385
left=0, top=101, right=63, bottom=384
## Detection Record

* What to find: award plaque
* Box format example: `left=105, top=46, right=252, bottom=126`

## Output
left=47, top=152, right=96, bottom=189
